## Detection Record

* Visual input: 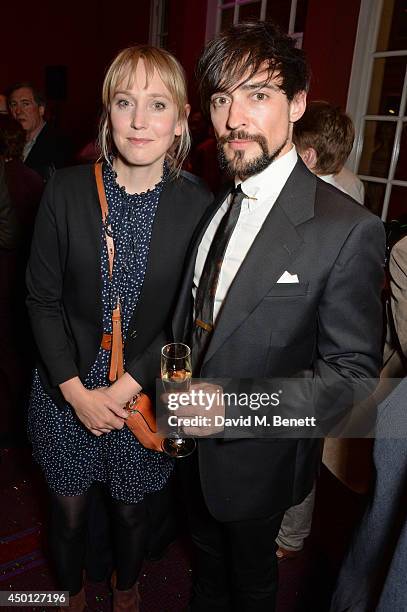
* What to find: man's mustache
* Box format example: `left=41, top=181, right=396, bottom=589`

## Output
left=218, top=131, right=266, bottom=146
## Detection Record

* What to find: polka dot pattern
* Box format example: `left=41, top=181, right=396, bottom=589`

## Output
left=28, top=161, right=173, bottom=503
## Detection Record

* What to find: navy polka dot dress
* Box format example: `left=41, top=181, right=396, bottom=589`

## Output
left=28, top=161, right=173, bottom=503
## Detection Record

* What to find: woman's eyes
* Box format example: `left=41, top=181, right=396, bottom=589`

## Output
left=117, top=99, right=131, bottom=109
left=152, top=101, right=166, bottom=110
left=115, top=99, right=166, bottom=110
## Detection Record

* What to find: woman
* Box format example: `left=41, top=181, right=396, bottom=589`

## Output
left=26, top=45, right=212, bottom=611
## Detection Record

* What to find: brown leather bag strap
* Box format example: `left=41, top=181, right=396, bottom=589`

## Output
left=94, top=162, right=115, bottom=280
left=94, top=162, right=123, bottom=382
left=109, top=302, right=124, bottom=382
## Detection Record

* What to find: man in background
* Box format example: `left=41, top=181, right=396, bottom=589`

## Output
left=294, top=100, right=364, bottom=204
left=7, top=82, right=72, bottom=181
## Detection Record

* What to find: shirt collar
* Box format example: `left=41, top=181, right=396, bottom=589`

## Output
left=235, top=145, right=298, bottom=211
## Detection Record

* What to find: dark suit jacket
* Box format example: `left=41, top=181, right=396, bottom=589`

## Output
left=25, top=123, right=73, bottom=181
left=26, top=164, right=212, bottom=405
left=173, top=158, right=386, bottom=522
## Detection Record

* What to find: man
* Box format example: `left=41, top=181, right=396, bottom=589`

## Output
left=7, top=82, right=72, bottom=181
left=171, top=21, right=385, bottom=612
left=294, top=100, right=365, bottom=204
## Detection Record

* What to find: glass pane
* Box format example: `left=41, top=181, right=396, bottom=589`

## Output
left=395, top=122, right=407, bottom=180
left=358, top=121, right=397, bottom=178
left=266, top=0, right=291, bottom=31
left=377, top=0, right=407, bottom=52
left=363, top=181, right=386, bottom=216
left=238, top=1, right=261, bottom=22
left=221, top=7, right=235, bottom=31
left=387, top=185, right=407, bottom=221
left=295, top=0, right=309, bottom=33
left=367, top=57, right=406, bottom=116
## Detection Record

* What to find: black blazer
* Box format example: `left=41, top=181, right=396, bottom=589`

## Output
left=25, top=123, right=73, bottom=181
left=26, top=164, right=212, bottom=405
left=174, top=159, right=386, bottom=522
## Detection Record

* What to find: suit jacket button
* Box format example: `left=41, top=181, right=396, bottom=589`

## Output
left=130, top=330, right=137, bottom=339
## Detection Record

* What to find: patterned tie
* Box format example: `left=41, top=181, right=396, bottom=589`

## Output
left=192, top=185, right=246, bottom=373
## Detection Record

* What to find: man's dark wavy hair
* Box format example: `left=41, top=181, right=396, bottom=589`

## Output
left=196, top=21, right=311, bottom=118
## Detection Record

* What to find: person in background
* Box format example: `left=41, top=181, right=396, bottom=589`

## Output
left=294, top=100, right=364, bottom=204
left=330, top=239, right=407, bottom=611
left=0, top=157, right=20, bottom=446
left=26, top=45, right=212, bottom=611
left=0, top=115, right=43, bottom=235
left=0, top=115, right=43, bottom=443
left=7, top=82, right=72, bottom=181
left=0, top=159, right=18, bottom=249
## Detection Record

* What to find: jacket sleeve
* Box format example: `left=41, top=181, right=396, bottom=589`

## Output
left=26, top=173, right=79, bottom=386
left=308, top=213, right=385, bottom=434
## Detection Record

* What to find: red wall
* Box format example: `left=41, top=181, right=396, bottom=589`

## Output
left=303, top=0, right=362, bottom=108
left=1, top=0, right=362, bottom=149
left=166, top=0, right=209, bottom=111
left=1, top=0, right=151, bottom=149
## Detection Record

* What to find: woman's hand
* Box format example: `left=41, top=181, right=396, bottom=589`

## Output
left=60, top=377, right=129, bottom=436
left=106, top=372, right=142, bottom=406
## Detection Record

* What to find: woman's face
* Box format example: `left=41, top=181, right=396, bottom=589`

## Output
left=110, top=60, right=182, bottom=171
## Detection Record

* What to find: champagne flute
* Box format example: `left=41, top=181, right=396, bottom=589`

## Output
left=161, top=342, right=196, bottom=458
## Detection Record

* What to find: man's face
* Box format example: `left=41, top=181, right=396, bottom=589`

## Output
left=210, top=68, right=306, bottom=179
left=9, top=87, right=44, bottom=139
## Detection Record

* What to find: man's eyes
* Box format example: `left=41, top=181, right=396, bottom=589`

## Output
left=253, top=92, right=268, bottom=101
left=10, top=101, right=33, bottom=107
left=211, top=92, right=269, bottom=107
left=212, top=96, right=230, bottom=107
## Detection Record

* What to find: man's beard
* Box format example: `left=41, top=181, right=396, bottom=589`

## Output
left=217, top=130, right=288, bottom=179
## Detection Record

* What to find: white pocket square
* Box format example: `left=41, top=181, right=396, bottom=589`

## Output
left=277, top=271, right=299, bottom=283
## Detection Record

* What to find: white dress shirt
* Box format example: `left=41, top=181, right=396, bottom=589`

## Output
left=193, top=146, right=298, bottom=322
left=334, top=167, right=365, bottom=205
left=319, top=171, right=365, bottom=205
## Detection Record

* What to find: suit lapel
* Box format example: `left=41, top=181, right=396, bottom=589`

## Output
left=203, top=159, right=316, bottom=366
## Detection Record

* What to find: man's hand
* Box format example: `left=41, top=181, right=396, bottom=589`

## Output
left=60, top=378, right=129, bottom=436
left=163, top=382, right=225, bottom=437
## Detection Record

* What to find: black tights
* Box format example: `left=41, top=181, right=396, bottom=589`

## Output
left=49, top=489, right=149, bottom=595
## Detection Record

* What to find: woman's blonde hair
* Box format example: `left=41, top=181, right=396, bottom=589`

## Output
left=98, top=45, right=191, bottom=175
